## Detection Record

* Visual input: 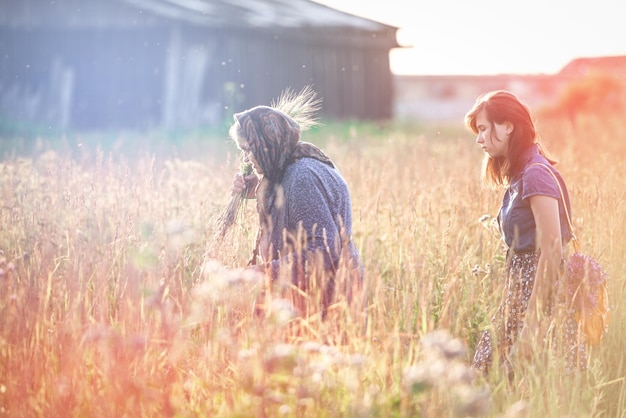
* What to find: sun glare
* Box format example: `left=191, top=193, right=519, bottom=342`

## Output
left=316, top=0, right=626, bottom=76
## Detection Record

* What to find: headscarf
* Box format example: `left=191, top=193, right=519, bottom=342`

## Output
left=234, top=105, right=334, bottom=180
left=233, top=105, right=335, bottom=230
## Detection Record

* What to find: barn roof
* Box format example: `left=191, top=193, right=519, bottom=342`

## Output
left=121, top=0, right=395, bottom=30
left=0, top=0, right=398, bottom=32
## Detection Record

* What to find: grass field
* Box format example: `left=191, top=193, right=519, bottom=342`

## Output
left=0, top=113, right=623, bottom=417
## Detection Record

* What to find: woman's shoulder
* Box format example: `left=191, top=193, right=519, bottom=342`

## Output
left=521, top=157, right=562, bottom=198
left=523, top=154, right=562, bottom=179
left=283, top=158, right=320, bottom=183
left=284, top=158, right=343, bottom=189
left=521, top=143, right=562, bottom=175
left=288, top=157, right=334, bottom=176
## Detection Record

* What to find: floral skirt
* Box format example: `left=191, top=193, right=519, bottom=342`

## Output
left=472, top=251, right=588, bottom=374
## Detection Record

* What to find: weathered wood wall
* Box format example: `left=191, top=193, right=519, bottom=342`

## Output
left=0, top=0, right=398, bottom=133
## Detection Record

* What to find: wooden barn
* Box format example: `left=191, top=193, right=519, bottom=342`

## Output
left=0, top=0, right=400, bottom=133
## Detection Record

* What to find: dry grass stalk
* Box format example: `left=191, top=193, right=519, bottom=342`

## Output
left=0, top=111, right=624, bottom=417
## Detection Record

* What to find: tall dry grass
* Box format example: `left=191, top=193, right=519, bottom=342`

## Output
left=0, top=113, right=624, bottom=417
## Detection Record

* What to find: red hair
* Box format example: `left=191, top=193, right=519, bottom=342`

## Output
left=465, top=90, right=552, bottom=186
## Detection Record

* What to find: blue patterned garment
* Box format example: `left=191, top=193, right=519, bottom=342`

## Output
left=261, top=157, right=362, bottom=283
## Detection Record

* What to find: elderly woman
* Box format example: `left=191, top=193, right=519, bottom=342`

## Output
left=225, top=88, right=363, bottom=320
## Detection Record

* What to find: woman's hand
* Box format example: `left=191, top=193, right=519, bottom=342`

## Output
left=231, top=173, right=259, bottom=199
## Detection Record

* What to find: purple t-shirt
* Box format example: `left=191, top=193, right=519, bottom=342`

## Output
left=497, top=145, right=572, bottom=252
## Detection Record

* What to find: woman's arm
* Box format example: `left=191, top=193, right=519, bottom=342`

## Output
left=514, top=194, right=562, bottom=358
left=528, top=195, right=563, bottom=322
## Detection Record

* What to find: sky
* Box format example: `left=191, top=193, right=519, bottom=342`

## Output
left=314, top=0, right=626, bottom=76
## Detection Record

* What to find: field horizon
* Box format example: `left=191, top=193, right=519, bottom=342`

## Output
left=0, top=114, right=623, bottom=417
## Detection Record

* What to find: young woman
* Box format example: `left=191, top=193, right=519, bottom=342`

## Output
left=226, top=88, right=364, bottom=320
left=465, top=90, right=586, bottom=374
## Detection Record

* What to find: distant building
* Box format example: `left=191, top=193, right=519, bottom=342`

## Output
left=394, top=55, right=626, bottom=122
left=393, top=74, right=562, bottom=122
left=0, top=0, right=399, bottom=133
left=559, top=55, right=626, bottom=78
